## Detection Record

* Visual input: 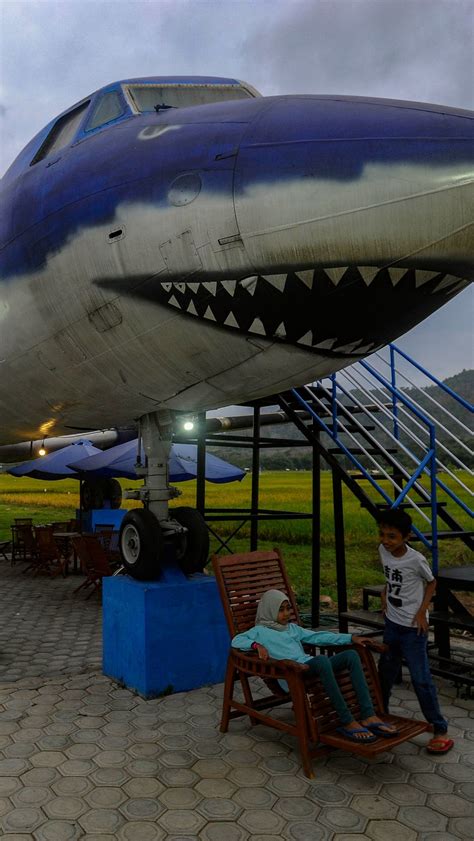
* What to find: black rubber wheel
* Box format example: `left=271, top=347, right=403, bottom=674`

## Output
left=81, top=479, right=104, bottom=511
left=105, top=478, right=122, bottom=509
left=172, top=507, right=209, bottom=575
left=119, top=509, right=163, bottom=580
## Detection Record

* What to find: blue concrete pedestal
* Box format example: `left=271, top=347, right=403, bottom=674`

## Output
left=102, top=565, right=230, bottom=697
left=78, top=508, right=126, bottom=533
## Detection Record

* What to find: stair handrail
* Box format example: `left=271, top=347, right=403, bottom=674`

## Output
left=292, top=382, right=437, bottom=558
left=375, top=352, right=473, bottom=440
left=343, top=367, right=473, bottom=504
left=320, top=375, right=437, bottom=524
left=389, top=344, right=473, bottom=412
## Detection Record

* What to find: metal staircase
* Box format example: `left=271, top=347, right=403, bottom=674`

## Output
left=280, top=343, right=473, bottom=573
left=277, top=343, right=473, bottom=688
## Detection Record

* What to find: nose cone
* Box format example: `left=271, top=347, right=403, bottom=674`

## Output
left=234, top=95, right=474, bottom=276
left=225, top=95, right=473, bottom=354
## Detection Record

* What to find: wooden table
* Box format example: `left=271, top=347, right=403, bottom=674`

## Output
left=53, top=532, right=81, bottom=574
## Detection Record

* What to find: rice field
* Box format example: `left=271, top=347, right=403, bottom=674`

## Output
left=0, top=470, right=471, bottom=610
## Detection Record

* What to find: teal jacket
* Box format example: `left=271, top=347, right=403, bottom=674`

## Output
left=231, top=623, right=353, bottom=664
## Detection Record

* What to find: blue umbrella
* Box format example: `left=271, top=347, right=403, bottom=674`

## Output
left=68, top=440, right=245, bottom=483
left=8, top=440, right=103, bottom=481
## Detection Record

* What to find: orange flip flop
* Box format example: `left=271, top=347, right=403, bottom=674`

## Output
left=426, top=736, right=454, bottom=754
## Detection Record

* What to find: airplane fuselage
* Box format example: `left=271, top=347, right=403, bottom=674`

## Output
left=1, top=77, right=472, bottom=444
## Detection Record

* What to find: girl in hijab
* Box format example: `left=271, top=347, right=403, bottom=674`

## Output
left=231, top=588, right=398, bottom=742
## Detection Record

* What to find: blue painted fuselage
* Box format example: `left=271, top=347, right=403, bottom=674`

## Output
left=0, top=77, right=472, bottom=442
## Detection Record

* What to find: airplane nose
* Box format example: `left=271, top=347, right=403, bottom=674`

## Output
left=152, top=96, right=472, bottom=359
left=234, top=95, right=474, bottom=278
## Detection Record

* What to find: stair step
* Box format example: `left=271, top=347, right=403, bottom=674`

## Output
left=375, top=502, right=448, bottom=510
left=338, top=610, right=385, bottom=631
left=414, top=531, right=474, bottom=541
left=327, top=448, right=398, bottom=455
left=428, top=652, right=474, bottom=687
left=429, top=611, right=474, bottom=632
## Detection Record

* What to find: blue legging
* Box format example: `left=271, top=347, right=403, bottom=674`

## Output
left=306, top=649, right=375, bottom=726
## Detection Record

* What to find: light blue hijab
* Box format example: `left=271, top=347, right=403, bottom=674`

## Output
left=255, top=589, right=289, bottom=631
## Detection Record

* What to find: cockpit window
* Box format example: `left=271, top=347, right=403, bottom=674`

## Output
left=125, top=84, right=254, bottom=113
left=86, top=91, right=125, bottom=131
left=30, top=101, right=90, bottom=165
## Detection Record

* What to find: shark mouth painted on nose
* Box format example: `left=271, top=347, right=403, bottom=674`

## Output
left=153, top=266, right=469, bottom=356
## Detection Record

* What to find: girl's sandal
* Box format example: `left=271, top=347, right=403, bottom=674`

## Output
left=426, top=736, right=454, bottom=754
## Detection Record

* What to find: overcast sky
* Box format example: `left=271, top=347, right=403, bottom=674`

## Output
left=1, top=0, right=472, bottom=380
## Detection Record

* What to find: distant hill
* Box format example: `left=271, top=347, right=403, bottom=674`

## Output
left=209, top=369, right=473, bottom=471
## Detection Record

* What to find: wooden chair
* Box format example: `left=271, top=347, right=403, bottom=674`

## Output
left=212, top=548, right=428, bottom=778
left=28, top=526, right=63, bottom=576
left=94, top=524, right=114, bottom=550
left=11, top=523, right=37, bottom=565
left=72, top=535, right=115, bottom=598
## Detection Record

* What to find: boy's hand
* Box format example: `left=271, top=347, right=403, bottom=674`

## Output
left=413, top=610, right=429, bottom=634
left=255, top=643, right=269, bottom=661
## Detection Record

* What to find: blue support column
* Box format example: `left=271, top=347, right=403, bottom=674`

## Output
left=102, top=567, right=230, bottom=697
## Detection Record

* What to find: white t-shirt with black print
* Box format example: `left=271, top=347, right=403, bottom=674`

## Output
left=379, top=544, right=434, bottom=627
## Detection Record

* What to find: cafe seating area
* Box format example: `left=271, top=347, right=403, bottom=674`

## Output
left=6, top=517, right=122, bottom=597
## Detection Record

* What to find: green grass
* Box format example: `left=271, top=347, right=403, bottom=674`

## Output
left=1, top=470, right=471, bottom=610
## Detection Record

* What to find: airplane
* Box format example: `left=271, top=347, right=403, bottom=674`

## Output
left=1, top=76, right=472, bottom=579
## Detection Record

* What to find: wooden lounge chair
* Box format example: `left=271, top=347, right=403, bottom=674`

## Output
left=72, top=535, right=115, bottom=598
left=212, top=548, right=428, bottom=778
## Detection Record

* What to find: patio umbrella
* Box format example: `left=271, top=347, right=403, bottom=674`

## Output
left=69, top=440, right=245, bottom=483
left=8, top=440, right=103, bottom=481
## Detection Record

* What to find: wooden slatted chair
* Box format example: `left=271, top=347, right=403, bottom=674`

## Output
left=212, top=548, right=428, bottom=778
left=72, top=535, right=115, bottom=599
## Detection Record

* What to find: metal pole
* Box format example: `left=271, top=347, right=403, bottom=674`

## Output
left=311, top=426, right=321, bottom=628
left=196, top=412, right=206, bottom=516
left=333, top=472, right=348, bottom=630
left=250, top=406, right=261, bottom=550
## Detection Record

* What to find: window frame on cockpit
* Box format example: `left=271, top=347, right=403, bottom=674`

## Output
left=84, top=88, right=129, bottom=134
left=30, top=100, right=91, bottom=166
left=122, top=82, right=257, bottom=114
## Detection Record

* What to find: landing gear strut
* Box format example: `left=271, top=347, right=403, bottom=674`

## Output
left=119, top=410, right=209, bottom=580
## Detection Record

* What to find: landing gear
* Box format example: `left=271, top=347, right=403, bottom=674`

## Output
left=173, top=506, right=210, bottom=575
left=120, top=410, right=209, bottom=580
left=119, top=509, right=164, bottom=580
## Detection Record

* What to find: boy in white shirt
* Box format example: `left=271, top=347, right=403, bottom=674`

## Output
left=377, top=509, right=453, bottom=753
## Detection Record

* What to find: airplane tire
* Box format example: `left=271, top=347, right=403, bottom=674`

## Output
left=119, top=510, right=163, bottom=580
left=172, top=507, right=210, bottom=575
left=81, top=479, right=104, bottom=511
left=105, top=478, right=122, bottom=509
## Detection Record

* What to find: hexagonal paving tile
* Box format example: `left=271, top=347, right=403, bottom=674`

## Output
left=381, top=782, right=426, bottom=806
left=351, top=794, right=399, bottom=820
left=158, top=807, right=206, bottom=834
left=43, top=795, right=87, bottom=820
left=197, top=796, right=243, bottom=821
left=427, top=792, right=474, bottom=817
left=366, top=820, right=417, bottom=841
left=227, top=767, right=269, bottom=788
left=119, top=796, right=165, bottom=821
left=34, top=819, right=85, bottom=841
left=160, top=786, right=201, bottom=809
left=307, top=783, right=349, bottom=805
left=85, top=786, right=127, bottom=809
left=398, top=805, right=447, bottom=832
left=200, top=823, right=249, bottom=841
left=118, top=821, right=166, bottom=840
left=79, top=807, right=125, bottom=834
left=238, top=808, right=286, bottom=835
left=12, top=786, right=53, bottom=808
left=1, top=806, right=45, bottom=833
left=318, top=806, right=368, bottom=833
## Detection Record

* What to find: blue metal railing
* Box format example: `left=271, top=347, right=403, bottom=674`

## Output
left=291, top=342, right=473, bottom=574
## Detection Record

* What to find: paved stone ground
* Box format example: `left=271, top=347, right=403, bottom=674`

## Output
left=0, top=557, right=473, bottom=840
